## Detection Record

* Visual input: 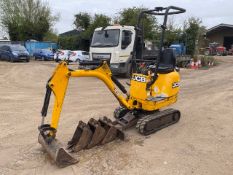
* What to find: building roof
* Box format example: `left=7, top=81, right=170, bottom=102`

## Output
left=59, top=29, right=83, bottom=37
left=206, top=23, right=233, bottom=35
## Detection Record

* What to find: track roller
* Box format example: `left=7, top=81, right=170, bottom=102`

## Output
left=114, top=106, right=129, bottom=119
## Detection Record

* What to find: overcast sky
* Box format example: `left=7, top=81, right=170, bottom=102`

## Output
left=1, top=0, right=233, bottom=38
left=49, top=0, right=233, bottom=34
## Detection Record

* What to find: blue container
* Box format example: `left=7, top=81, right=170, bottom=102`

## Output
left=25, top=41, right=58, bottom=56
left=170, top=43, right=186, bottom=56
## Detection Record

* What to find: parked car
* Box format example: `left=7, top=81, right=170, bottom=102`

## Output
left=0, top=44, right=30, bottom=62
left=54, top=50, right=71, bottom=62
left=69, top=50, right=90, bottom=62
left=33, top=49, right=54, bottom=61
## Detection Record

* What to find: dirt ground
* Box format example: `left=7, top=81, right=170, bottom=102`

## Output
left=0, top=56, right=233, bottom=175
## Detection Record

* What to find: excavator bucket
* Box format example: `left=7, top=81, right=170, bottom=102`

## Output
left=38, top=134, right=78, bottom=167
left=86, top=118, right=107, bottom=148
left=67, top=117, right=125, bottom=152
left=67, top=121, right=92, bottom=152
left=99, top=117, right=125, bottom=144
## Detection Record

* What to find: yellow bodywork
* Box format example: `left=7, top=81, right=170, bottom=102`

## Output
left=129, top=72, right=180, bottom=111
left=48, top=61, right=180, bottom=130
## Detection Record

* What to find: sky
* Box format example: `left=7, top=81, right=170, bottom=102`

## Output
left=49, top=0, right=233, bottom=34
left=1, top=0, right=233, bottom=37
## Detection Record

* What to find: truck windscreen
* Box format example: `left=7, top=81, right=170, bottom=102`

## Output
left=91, top=29, right=120, bottom=47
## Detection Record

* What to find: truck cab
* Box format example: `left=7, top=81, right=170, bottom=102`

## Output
left=90, top=25, right=135, bottom=76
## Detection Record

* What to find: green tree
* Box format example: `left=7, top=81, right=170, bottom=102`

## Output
left=0, top=0, right=58, bottom=41
left=59, top=13, right=110, bottom=51
left=58, top=35, right=90, bottom=51
left=118, top=7, right=158, bottom=40
left=74, top=12, right=91, bottom=30
left=197, top=26, right=207, bottom=49
left=164, top=18, right=183, bottom=46
left=165, top=28, right=183, bottom=46
left=183, top=17, right=203, bottom=57
left=58, top=36, right=79, bottom=50
left=43, top=30, right=58, bottom=42
left=85, top=14, right=111, bottom=38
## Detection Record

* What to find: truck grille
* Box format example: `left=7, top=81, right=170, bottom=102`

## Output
left=92, top=53, right=111, bottom=61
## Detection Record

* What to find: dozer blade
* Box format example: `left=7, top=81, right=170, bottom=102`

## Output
left=67, top=117, right=125, bottom=152
left=67, top=121, right=92, bottom=152
left=38, top=134, right=78, bottom=167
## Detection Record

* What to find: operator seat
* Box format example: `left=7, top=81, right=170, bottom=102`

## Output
left=157, top=48, right=176, bottom=74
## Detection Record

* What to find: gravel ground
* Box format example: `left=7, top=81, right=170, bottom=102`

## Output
left=0, top=56, right=233, bottom=175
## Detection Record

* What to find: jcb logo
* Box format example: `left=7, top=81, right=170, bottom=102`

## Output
left=132, top=75, right=146, bottom=83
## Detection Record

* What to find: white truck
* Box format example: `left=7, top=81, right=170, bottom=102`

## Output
left=90, top=25, right=191, bottom=75
left=89, top=25, right=136, bottom=77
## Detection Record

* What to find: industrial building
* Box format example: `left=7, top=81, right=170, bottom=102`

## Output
left=206, top=24, right=233, bottom=50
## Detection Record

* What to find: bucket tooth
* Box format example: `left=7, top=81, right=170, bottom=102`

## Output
left=38, top=134, right=78, bottom=167
left=99, top=117, right=117, bottom=144
left=87, top=118, right=107, bottom=149
left=67, top=121, right=93, bottom=152
left=99, top=117, right=125, bottom=144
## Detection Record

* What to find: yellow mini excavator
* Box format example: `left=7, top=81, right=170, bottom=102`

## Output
left=38, top=6, right=186, bottom=167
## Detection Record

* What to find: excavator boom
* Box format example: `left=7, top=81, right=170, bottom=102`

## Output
left=45, top=61, right=131, bottom=129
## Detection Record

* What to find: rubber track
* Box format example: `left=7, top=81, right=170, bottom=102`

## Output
left=136, top=108, right=180, bottom=135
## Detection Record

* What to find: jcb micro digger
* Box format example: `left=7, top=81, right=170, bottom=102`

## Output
left=38, top=6, right=186, bottom=167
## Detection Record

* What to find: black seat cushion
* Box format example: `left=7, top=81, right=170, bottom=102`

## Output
left=158, top=48, right=176, bottom=74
